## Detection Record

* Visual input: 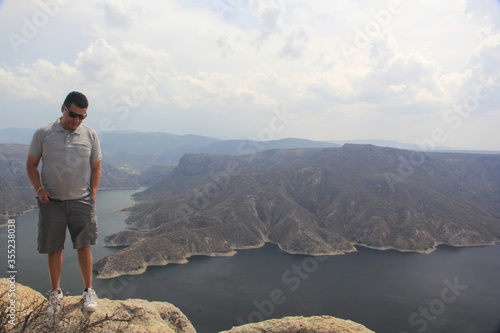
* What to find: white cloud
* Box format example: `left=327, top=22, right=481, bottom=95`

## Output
left=98, top=0, right=143, bottom=29
left=281, top=25, right=309, bottom=58
left=249, top=0, right=285, bottom=41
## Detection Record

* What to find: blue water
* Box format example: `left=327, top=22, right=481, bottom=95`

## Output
left=1, top=188, right=499, bottom=333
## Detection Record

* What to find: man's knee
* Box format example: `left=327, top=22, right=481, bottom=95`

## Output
left=48, top=250, right=63, bottom=258
left=77, top=246, right=92, bottom=257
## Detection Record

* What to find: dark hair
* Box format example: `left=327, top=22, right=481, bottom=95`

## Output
left=63, top=91, right=88, bottom=109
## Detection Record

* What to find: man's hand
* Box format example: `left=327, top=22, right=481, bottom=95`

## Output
left=37, top=188, right=54, bottom=204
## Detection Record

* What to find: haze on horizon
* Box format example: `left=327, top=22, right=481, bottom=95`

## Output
left=0, top=0, right=499, bottom=150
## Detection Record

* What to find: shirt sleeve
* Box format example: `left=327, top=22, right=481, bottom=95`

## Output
left=90, top=131, right=102, bottom=162
left=28, top=127, right=43, bottom=158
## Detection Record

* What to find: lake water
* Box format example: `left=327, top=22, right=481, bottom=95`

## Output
left=1, top=188, right=499, bottom=333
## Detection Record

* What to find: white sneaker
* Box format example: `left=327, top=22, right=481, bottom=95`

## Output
left=47, top=289, right=63, bottom=315
left=82, top=288, right=98, bottom=312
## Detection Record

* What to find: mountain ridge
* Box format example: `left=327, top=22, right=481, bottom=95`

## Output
left=94, top=145, right=500, bottom=279
left=3, top=128, right=497, bottom=170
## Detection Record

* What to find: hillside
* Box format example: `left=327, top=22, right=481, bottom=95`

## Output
left=94, top=145, right=500, bottom=279
left=0, top=144, right=34, bottom=221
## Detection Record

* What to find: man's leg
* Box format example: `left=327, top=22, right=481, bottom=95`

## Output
left=79, top=245, right=98, bottom=311
left=47, top=250, right=63, bottom=291
left=77, top=246, right=93, bottom=289
left=47, top=250, right=64, bottom=314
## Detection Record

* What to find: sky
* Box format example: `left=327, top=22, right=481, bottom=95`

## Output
left=0, top=0, right=499, bottom=150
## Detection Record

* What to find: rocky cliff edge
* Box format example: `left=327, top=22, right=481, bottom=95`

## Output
left=1, top=278, right=375, bottom=332
left=0, top=278, right=195, bottom=333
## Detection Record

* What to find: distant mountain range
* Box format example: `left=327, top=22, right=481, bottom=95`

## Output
left=94, top=145, right=500, bottom=279
left=2, top=128, right=497, bottom=171
left=0, top=129, right=430, bottom=225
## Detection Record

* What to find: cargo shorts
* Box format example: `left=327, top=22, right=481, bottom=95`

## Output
left=36, top=194, right=98, bottom=253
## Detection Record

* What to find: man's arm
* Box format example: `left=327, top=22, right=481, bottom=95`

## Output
left=89, top=160, right=101, bottom=199
left=26, top=154, right=52, bottom=204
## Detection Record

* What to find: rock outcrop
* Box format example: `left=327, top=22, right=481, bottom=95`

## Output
left=1, top=279, right=377, bottom=332
left=221, top=315, right=375, bottom=333
left=0, top=278, right=196, bottom=333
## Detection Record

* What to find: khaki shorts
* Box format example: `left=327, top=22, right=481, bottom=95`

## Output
left=37, top=194, right=98, bottom=253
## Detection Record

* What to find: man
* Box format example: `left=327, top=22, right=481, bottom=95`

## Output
left=26, top=91, right=102, bottom=313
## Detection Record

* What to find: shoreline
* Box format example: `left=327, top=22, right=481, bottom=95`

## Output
left=0, top=206, right=36, bottom=228
left=355, top=240, right=500, bottom=254
left=95, top=240, right=500, bottom=279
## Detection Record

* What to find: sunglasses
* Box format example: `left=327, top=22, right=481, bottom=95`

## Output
left=64, top=105, right=87, bottom=120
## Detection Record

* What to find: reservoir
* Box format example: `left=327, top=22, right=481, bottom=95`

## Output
left=1, top=188, right=499, bottom=333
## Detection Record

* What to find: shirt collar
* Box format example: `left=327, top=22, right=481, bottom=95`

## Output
left=54, top=117, right=82, bottom=134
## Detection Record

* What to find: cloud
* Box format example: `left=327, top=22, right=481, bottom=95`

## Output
left=475, top=32, right=500, bottom=77
left=464, top=0, right=500, bottom=29
left=249, top=0, right=285, bottom=41
left=0, top=0, right=499, bottom=149
left=281, top=25, right=309, bottom=58
left=98, top=0, right=143, bottom=29
left=74, top=39, right=123, bottom=82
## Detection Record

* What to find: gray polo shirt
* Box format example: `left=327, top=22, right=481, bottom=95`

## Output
left=28, top=118, right=102, bottom=201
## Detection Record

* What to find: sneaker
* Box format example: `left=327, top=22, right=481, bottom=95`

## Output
left=82, top=288, right=98, bottom=312
left=47, top=289, right=63, bottom=315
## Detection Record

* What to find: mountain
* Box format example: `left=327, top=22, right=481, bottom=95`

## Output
left=99, top=133, right=340, bottom=169
left=93, top=145, right=500, bottom=279
left=136, top=165, right=176, bottom=187
left=332, top=139, right=500, bottom=154
left=330, top=139, right=443, bottom=151
left=11, top=128, right=475, bottom=170
left=99, top=131, right=221, bottom=168
left=99, top=162, right=141, bottom=190
left=0, top=144, right=34, bottom=222
left=194, top=138, right=339, bottom=155
left=132, top=148, right=332, bottom=201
